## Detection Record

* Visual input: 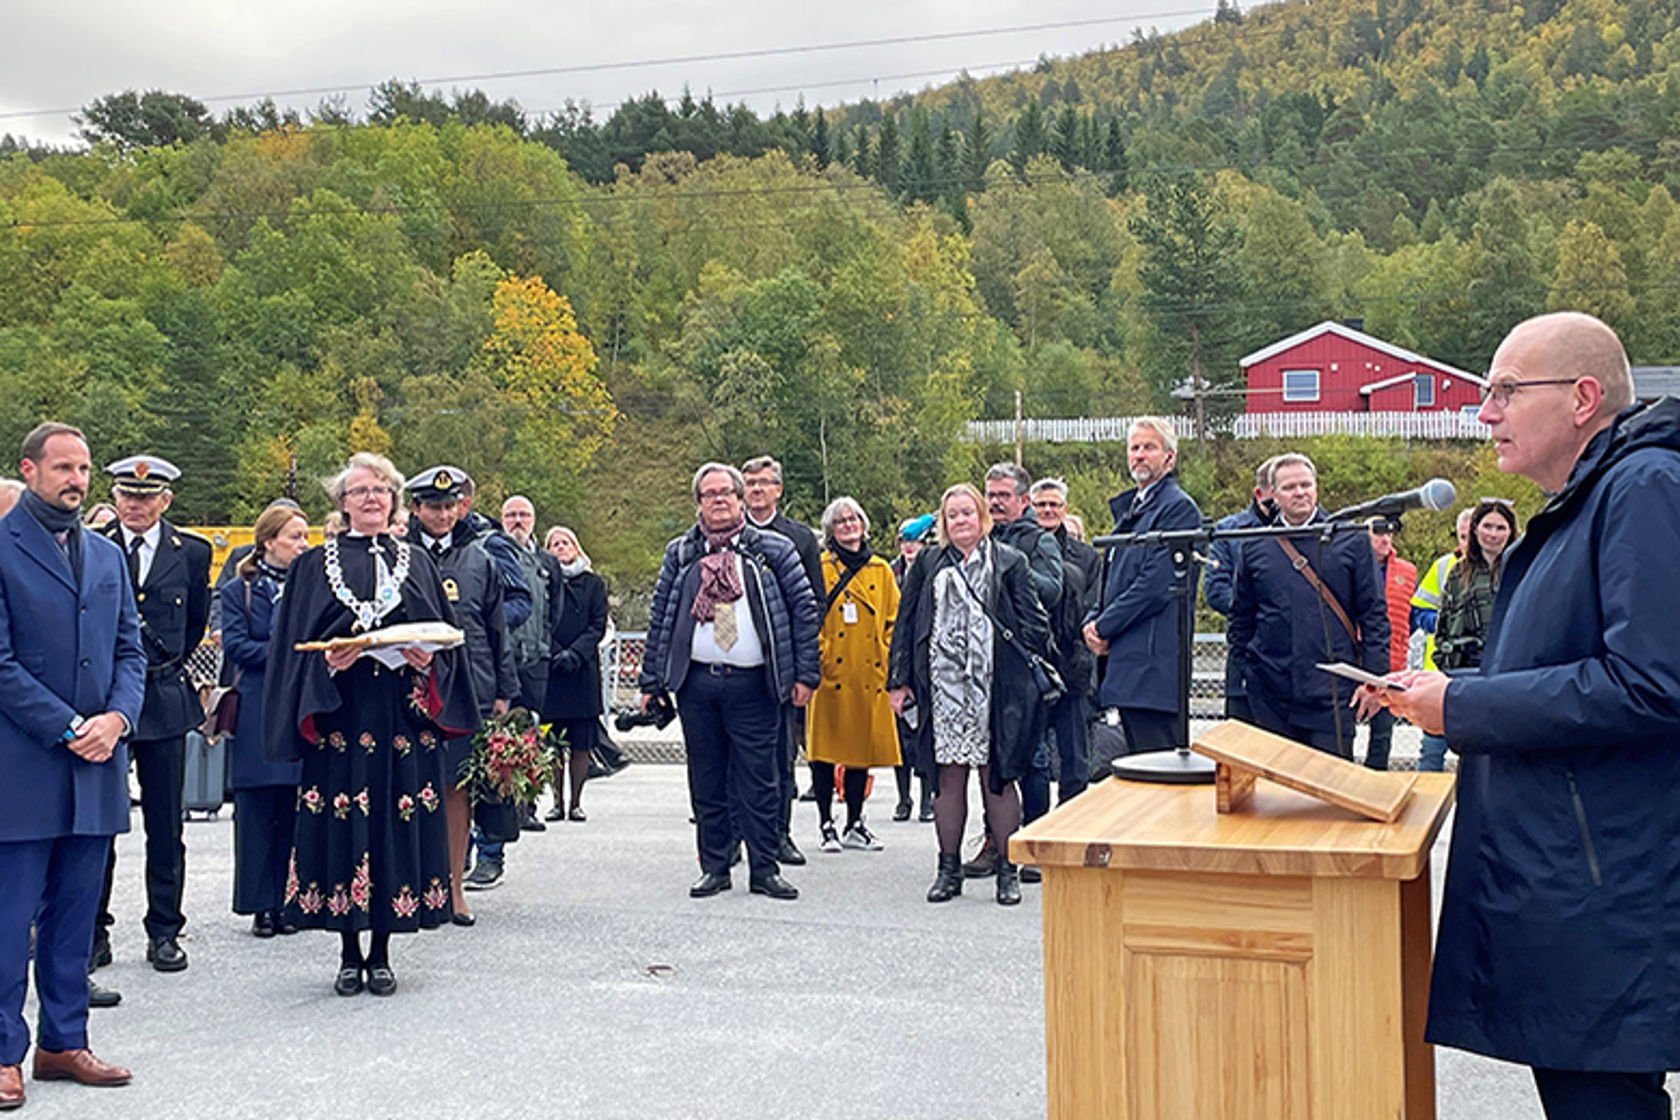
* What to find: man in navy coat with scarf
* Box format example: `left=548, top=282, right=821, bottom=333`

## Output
left=1083, top=417, right=1204, bottom=755
left=1380, top=312, right=1680, bottom=1119
left=0, top=423, right=145, bottom=1107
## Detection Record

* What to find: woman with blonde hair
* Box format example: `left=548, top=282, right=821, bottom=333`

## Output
left=264, top=452, right=478, bottom=996
left=542, top=526, right=609, bottom=822
left=805, top=497, right=900, bottom=852
left=222, top=504, right=312, bottom=937
left=887, top=483, right=1049, bottom=906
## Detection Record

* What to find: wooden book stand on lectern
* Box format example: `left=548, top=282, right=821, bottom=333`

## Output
left=1011, top=719, right=1454, bottom=1120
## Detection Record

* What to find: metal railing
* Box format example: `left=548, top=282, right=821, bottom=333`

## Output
left=603, top=630, right=1232, bottom=715
left=965, top=410, right=1489, bottom=444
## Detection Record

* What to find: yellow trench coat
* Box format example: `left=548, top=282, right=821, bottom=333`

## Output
left=806, top=551, right=901, bottom=768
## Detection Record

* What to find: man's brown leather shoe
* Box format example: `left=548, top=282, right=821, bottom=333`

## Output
left=0, top=1063, right=23, bottom=1110
left=31, top=1048, right=131, bottom=1086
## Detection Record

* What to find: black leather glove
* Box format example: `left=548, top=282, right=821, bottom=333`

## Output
left=553, top=649, right=581, bottom=673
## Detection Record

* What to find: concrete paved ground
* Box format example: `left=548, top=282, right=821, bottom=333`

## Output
left=22, top=763, right=1675, bottom=1118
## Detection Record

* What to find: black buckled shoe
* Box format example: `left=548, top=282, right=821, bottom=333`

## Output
left=146, top=937, right=188, bottom=973
left=749, top=873, right=799, bottom=901
left=689, top=871, right=732, bottom=898
left=366, top=966, right=397, bottom=997
left=334, top=967, right=364, bottom=997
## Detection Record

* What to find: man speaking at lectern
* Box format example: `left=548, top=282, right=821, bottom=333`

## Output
left=1378, top=311, right=1680, bottom=1119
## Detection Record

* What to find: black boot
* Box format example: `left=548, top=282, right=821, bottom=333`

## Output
left=996, top=859, right=1022, bottom=906
left=926, top=853, right=963, bottom=903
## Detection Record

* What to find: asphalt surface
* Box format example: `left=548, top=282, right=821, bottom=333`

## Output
left=20, top=758, right=1677, bottom=1119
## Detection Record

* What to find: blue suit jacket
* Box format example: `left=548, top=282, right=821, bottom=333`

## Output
left=1090, top=474, right=1203, bottom=713
left=0, top=505, right=146, bottom=841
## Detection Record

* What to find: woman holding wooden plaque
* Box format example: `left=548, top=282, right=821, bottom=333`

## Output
left=263, top=452, right=477, bottom=997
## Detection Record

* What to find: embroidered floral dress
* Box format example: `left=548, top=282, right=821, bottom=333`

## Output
left=263, top=534, right=477, bottom=934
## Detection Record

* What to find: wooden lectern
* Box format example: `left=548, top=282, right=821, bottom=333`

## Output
left=1010, top=722, right=1456, bottom=1120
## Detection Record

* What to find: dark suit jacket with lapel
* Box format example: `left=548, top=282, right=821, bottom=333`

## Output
left=0, top=506, right=146, bottom=841
left=1090, top=473, right=1204, bottom=713
left=103, top=517, right=212, bottom=741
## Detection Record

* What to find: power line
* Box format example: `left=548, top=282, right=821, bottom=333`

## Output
left=0, top=10, right=1212, bottom=123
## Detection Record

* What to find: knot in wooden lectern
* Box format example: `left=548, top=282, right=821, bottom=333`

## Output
left=1011, top=721, right=1455, bottom=1120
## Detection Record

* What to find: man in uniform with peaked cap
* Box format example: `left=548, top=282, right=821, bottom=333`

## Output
left=404, top=465, right=519, bottom=908
left=92, top=454, right=211, bottom=975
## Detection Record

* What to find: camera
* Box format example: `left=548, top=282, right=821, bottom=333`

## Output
left=615, top=692, right=677, bottom=732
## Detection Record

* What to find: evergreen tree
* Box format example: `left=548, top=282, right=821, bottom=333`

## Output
left=812, top=108, right=831, bottom=168
left=1051, top=105, right=1081, bottom=170
left=903, top=109, right=939, bottom=203
left=1129, top=175, right=1244, bottom=429
left=1012, top=100, right=1049, bottom=171
left=1102, top=119, right=1130, bottom=196
left=964, top=111, right=993, bottom=192
left=876, top=114, right=902, bottom=196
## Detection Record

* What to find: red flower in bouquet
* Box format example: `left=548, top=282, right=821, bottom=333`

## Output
left=457, top=708, right=557, bottom=804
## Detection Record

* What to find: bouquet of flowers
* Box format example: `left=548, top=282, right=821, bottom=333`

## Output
left=457, top=707, right=558, bottom=805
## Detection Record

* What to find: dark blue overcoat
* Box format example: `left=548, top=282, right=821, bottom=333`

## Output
left=0, top=506, right=146, bottom=841
left=218, top=574, right=302, bottom=790
left=1090, top=474, right=1203, bottom=713
left=1227, top=508, right=1389, bottom=734
left=1434, top=399, right=1680, bottom=1071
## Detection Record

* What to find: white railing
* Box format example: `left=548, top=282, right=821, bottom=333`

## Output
left=966, top=411, right=1489, bottom=444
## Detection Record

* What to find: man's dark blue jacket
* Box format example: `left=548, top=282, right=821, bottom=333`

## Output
left=0, top=506, right=146, bottom=841
left=1432, top=398, right=1680, bottom=1071
left=1089, top=474, right=1202, bottom=713
left=1227, top=508, right=1388, bottom=733
left=640, top=522, right=820, bottom=703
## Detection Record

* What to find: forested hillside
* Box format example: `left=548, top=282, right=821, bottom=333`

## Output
left=2, top=0, right=1675, bottom=589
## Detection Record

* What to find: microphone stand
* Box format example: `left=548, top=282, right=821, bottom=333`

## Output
left=1091, top=513, right=1399, bottom=784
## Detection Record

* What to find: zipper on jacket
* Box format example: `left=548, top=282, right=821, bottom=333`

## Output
left=1565, top=770, right=1603, bottom=887
left=743, top=550, right=784, bottom=699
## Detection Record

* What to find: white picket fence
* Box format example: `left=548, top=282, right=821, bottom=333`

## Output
left=966, top=411, right=1490, bottom=444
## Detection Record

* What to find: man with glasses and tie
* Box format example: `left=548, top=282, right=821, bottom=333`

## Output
left=1082, top=417, right=1204, bottom=756
left=94, top=454, right=211, bottom=976
left=640, top=463, right=819, bottom=901
left=1376, top=311, right=1680, bottom=1119
left=0, top=423, right=145, bottom=1107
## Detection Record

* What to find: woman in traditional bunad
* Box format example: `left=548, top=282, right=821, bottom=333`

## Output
left=264, top=453, right=477, bottom=997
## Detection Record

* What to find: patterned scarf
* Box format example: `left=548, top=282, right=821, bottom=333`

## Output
left=691, top=517, right=746, bottom=623
left=929, top=541, right=995, bottom=757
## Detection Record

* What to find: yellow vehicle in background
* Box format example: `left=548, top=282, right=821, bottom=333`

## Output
left=187, top=525, right=326, bottom=583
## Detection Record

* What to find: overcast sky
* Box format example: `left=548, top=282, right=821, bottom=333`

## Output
left=2, top=1, right=1212, bottom=146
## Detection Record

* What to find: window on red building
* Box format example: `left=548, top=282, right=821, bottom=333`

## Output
left=1282, top=369, right=1320, bottom=402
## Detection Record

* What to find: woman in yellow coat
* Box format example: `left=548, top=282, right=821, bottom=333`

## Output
left=806, top=496, right=901, bottom=853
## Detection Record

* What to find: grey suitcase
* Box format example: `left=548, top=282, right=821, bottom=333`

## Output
left=182, top=729, right=228, bottom=818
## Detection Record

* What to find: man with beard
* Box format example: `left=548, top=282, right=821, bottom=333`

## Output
left=641, top=463, right=819, bottom=901
left=0, top=423, right=145, bottom=1107
left=741, top=456, right=821, bottom=866
left=1082, top=417, right=1204, bottom=755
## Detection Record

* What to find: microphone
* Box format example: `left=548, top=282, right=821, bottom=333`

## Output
left=1331, top=478, right=1457, bottom=521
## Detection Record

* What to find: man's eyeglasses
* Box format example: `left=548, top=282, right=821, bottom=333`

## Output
left=1479, top=377, right=1579, bottom=407
left=697, top=488, right=737, bottom=502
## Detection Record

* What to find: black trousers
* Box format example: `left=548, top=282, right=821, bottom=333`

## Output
left=679, top=665, right=783, bottom=879
left=780, top=706, right=803, bottom=831
left=1119, top=708, right=1180, bottom=756
left=231, top=786, right=297, bottom=915
left=1532, top=1067, right=1668, bottom=1119
left=1049, top=693, right=1091, bottom=802
left=99, top=733, right=187, bottom=943
left=516, top=662, right=548, bottom=714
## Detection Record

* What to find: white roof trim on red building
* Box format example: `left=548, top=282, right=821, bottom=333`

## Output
left=1240, top=321, right=1489, bottom=386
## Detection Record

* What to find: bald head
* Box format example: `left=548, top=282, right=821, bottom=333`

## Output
left=1495, top=312, right=1633, bottom=419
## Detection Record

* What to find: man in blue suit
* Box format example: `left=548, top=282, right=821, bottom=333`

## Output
left=0, top=423, right=145, bottom=1108
left=1083, top=417, right=1204, bottom=754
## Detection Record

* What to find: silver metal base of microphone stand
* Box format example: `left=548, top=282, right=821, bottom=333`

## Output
left=1110, top=747, right=1217, bottom=785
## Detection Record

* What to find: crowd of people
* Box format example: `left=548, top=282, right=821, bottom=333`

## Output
left=3, top=309, right=1678, bottom=1118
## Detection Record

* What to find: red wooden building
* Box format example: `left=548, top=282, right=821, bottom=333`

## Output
left=1239, top=321, right=1487, bottom=415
